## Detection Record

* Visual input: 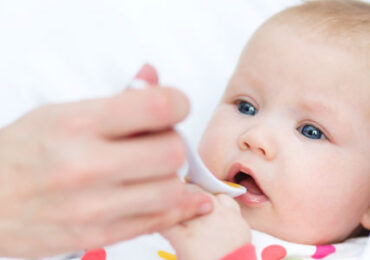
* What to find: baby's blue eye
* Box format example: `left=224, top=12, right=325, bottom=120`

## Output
left=237, top=101, right=257, bottom=115
left=299, top=125, right=325, bottom=140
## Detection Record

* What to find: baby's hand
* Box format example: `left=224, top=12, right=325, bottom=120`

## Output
left=161, top=187, right=251, bottom=260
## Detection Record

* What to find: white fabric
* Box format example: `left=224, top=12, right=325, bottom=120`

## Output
left=251, top=230, right=367, bottom=260
left=360, top=234, right=370, bottom=260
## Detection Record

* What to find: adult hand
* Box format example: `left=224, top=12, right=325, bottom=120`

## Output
left=0, top=65, right=213, bottom=258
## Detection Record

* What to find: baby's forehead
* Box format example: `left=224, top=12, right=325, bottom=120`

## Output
left=235, top=52, right=369, bottom=106
left=254, top=0, right=370, bottom=64
left=255, top=23, right=369, bottom=70
left=230, top=31, right=370, bottom=125
left=231, top=0, right=370, bottom=124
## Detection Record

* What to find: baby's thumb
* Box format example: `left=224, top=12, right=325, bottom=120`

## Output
left=216, top=193, right=241, bottom=212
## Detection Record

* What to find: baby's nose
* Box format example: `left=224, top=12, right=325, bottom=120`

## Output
left=237, top=128, right=277, bottom=161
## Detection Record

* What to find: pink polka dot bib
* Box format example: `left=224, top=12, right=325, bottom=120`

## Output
left=250, top=230, right=367, bottom=259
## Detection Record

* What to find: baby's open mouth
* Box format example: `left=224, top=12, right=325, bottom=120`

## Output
left=234, top=171, right=265, bottom=196
left=227, top=163, right=269, bottom=206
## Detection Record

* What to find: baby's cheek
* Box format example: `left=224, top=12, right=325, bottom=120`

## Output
left=198, top=131, right=229, bottom=178
left=198, top=137, right=221, bottom=175
left=276, top=175, right=355, bottom=243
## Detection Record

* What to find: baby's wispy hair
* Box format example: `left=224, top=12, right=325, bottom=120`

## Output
left=264, top=0, right=370, bottom=54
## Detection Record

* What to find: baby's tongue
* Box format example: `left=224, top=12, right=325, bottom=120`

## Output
left=240, top=177, right=264, bottom=195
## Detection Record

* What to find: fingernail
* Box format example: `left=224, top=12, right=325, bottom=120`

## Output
left=197, top=202, right=213, bottom=215
left=135, top=63, right=159, bottom=85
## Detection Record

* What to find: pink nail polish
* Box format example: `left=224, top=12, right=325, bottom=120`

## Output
left=135, top=63, right=159, bottom=85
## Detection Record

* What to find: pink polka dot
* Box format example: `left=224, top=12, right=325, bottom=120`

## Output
left=81, top=248, right=107, bottom=260
left=262, top=245, right=287, bottom=260
left=311, top=245, right=336, bottom=259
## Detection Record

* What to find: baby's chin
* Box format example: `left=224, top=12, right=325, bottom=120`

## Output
left=239, top=206, right=360, bottom=245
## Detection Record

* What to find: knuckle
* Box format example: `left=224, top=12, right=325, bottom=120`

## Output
left=60, top=113, right=96, bottom=135
left=71, top=205, right=97, bottom=225
left=70, top=165, right=95, bottom=186
left=64, top=160, right=89, bottom=177
left=55, top=201, right=93, bottom=227
left=44, top=102, right=98, bottom=136
left=53, top=160, right=96, bottom=189
left=85, top=207, right=105, bottom=224
left=28, top=103, right=96, bottom=136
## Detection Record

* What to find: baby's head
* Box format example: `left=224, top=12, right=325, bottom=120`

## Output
left=199, top=0, right=370, bottom=244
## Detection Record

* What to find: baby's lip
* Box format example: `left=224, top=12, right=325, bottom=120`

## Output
left=226, top=162, right=268, bottom=199
left=226, top=162, right=255, bottom=183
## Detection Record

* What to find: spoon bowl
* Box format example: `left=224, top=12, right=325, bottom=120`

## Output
left=181, top=133, right=246, bottom=197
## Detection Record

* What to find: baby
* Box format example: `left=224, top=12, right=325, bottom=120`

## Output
left=162, top=0, right=370, bottom=259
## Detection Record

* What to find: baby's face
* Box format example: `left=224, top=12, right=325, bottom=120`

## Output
left=198, top=23, right=370, bottom=244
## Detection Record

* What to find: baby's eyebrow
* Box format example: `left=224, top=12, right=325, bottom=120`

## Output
left=298, top=99, right=334, bottom=114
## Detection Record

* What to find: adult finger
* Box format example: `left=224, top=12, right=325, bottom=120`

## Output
left=86, top=87, right=190, bottom=137
left=79, top=193, right=213, bottom=249
left=88, top=130, right=186, bottom=183
left=42, top=177, right=199, bottom=225
left=39, top=85, right=189, bottom=138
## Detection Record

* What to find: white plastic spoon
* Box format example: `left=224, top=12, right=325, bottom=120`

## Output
left=181, top=133, right=246, bottom=197
left=127, top=74, right=246, bottom=198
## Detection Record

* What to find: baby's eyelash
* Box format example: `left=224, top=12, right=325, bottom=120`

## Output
left=297, top=124, right=326, bottom=140
left=233, top=97, right=259, bottom=108
left=296, top=121, right=331, bottom=142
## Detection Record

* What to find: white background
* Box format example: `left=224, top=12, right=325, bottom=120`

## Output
left=0, top=0, right=301, bottom=144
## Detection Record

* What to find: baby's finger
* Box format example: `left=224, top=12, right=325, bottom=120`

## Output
left=215, top=194, right=241, bottom=212
left=183, top=183, right=211, bottom=194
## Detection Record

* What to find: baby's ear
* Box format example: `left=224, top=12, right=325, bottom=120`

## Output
left=361, top=207, right=370, bottom=230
